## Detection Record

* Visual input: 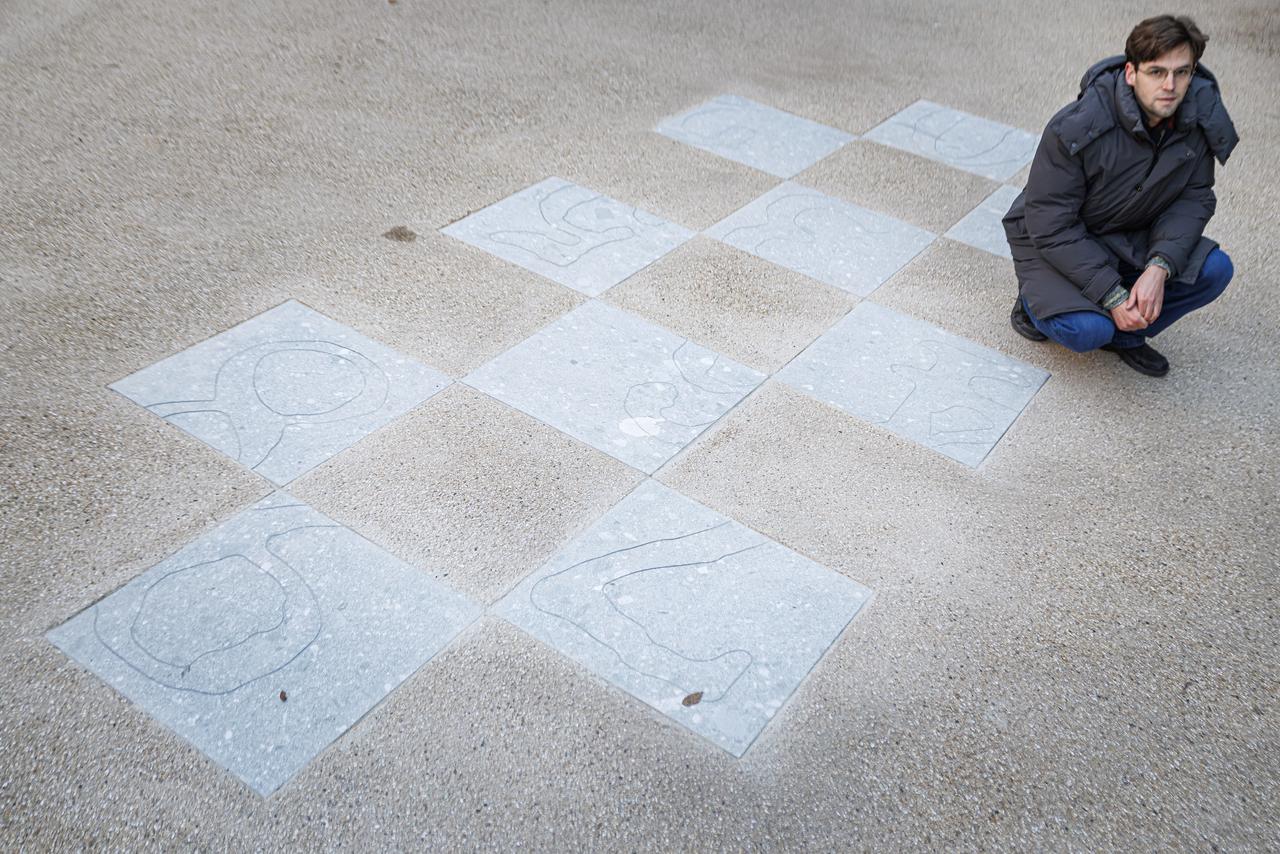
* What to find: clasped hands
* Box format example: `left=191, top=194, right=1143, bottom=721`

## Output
left=1110, top=265, right=1167, bottom=332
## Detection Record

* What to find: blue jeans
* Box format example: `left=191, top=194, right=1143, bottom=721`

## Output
left=1025, top=248, right=1234, bottom=352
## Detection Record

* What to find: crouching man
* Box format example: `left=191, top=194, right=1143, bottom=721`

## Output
left=1004, top=15, right=1238, bottom=376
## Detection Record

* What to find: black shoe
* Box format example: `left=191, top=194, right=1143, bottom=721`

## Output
left=1010, top=299, right=1047, bottom=341
left=1101, top=343, right=1169, bottom=377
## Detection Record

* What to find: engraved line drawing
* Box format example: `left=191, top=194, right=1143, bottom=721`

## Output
left=621, top=383, right=693, bottom=444
left=632, top=208, right=671, bottom=228
left=529, top=521, right=762, bottom=704
left=723, top=192, right=893, bottom=256
left=618, top=340, right=758, bottom=444
left=143, top=340, right=391, bottom=473
left=127, top=557, right=291, bottom=674
left=894, top=104, right=1033, bottom=172
left=486, top=183, right=641, bottom=268
left=664, top=98, right=849, bottom=167
left=671, top=341, right=756, bottom=397
left=251, top=500, right=308, bottom=512
left=91, top=522, right=334, bottom=696
left=878, top=340, right=1037, bottom=445
left=671, top=103, right=761, bottom=152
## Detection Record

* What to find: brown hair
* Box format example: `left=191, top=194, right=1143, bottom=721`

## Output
left=1125, top=15, right=1208, bottom=65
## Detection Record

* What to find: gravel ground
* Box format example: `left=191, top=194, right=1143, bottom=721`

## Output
left=1, top=0, right=1277, bottom=848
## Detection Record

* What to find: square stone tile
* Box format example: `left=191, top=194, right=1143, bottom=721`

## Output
left=655, top=94, right=854, bottom=178
left=706, top=182, right=936, bottom=297
left=863, top=100, right=1038, bottom=182
left=776, top=301, right=1050, bottom=466
left=440, top=177, right=694, bottom=297
left=110, top=300, right=450, bottom=486
left=493, top=479, right=871, bottom=756
left=944, top=185, right=1022, bottom=259
left=604, top=237, right=856, bottom=374
left=464, top=301, right=765, bottom=474
left=291, top=384, right=644, bottom=604
left=47, top=495, right=480, bottom=795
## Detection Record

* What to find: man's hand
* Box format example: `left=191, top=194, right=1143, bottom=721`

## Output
left=1110, top=296, right=1149, bottom=332
left=1130, top=264, right=1167, bottom=323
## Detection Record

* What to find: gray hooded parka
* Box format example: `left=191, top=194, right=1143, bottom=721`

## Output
left=1003, top=56, right=1238, bottom=320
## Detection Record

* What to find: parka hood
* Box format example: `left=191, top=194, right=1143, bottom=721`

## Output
left=1070, top=54, right=1238, bottom=164
left=1078, top=54, right=1127, bottom=92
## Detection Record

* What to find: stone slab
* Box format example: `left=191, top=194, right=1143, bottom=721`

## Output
left=110, top=300, right=450, bottom=485
left=776, top=301, right=1050, bottom=466
left=656, top=94, right=854, bottom=178
left=862, top=100, right=1038, bottom=181
left=440, top=177, right=694, bottom=296
left=944, top=184, right=1022, bottom=259
left=493, top=479, right=871, bottom=756
left=464, top=300, right=765, bottom=473
left=706, top=182, right=936, bottom=297
left=46, top=495, right=481, bottom=796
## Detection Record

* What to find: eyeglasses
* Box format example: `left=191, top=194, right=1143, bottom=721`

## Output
left=1139, top=65, right=1194, bottom=83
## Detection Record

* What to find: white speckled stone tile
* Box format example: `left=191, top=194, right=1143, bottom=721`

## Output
left=656, top=94, right=854, bottom=178
left=464, top=301, right=764, bottom=474
left=944, top=184, right=1022, bottom=259
left=863, top=100, right=1038, bottom=181
left=440, top=177, right=694, bottom=296
left=776, top=301, right=1050, bottom=467
left=110, top=300, right=450, bottom=486
left=706, top=182, right=936, bottom=297
left=494, top=479, right=871, bottom=756
left=47, top=495, right=480, bottom=796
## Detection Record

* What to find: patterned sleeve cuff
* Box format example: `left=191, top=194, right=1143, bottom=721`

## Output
left=1147, top=255, right=1174, bottom=277
left=1100, top=284, right=1130, bottom=310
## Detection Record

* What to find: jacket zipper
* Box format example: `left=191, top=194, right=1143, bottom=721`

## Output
left=1136, top=132, right=1162, bottom=190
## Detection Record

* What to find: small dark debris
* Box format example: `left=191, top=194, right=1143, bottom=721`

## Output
left=682, top=691, right=703, bottom=707
left=383, top=225, right=417, bottom=242
left=279, top=690, right=288, bottom=702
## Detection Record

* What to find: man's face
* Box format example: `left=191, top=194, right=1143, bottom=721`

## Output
left=1124, top=43, right=1196, bottom=124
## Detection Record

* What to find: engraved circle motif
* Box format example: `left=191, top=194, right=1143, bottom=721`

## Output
left=93, top=547, right=322, bottom=695
left=144, top=338, right=394, bottom=475
left=252, top=348, right=368, bottom=416
left=131, top=556, right=286, bottom=669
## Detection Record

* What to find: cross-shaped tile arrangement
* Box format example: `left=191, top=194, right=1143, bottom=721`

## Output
left=51, top=94, right=1043, bottom=795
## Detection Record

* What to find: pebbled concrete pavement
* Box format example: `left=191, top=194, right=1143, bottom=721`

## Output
left=1, top=0, right=1277, bottom=848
